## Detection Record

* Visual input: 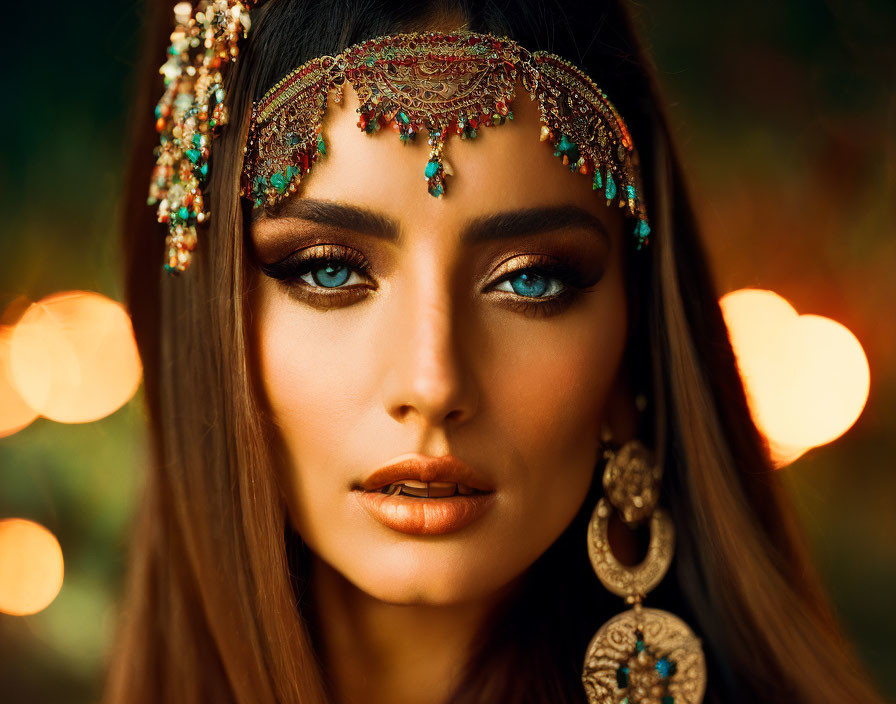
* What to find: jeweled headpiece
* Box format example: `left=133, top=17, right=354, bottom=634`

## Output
left=150, top=3, right=653, bottom=276
left=148, top=0, right=253, bottom=274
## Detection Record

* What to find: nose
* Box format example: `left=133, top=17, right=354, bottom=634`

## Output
left=380, top=260, right=478, bottom=428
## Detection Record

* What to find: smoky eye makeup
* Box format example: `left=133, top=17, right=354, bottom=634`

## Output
left=254, top=229, right=607, bottom=318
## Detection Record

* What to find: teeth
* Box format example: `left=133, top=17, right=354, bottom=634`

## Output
left=399, top=480, right=428, bottom=489
left=377, top=480, right=481, bottom=497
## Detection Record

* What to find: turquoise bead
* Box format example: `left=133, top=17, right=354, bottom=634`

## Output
left=424, top=160, right=441, bottom=179
left=626, top=184, right=636, bottom=201
left=270, top=171, right=288, bottom=194
left=605, top=172, right=617, bottom=200
left=177, top=206, right=189, bottom=221
left=655, top=657, right=676, bottom=678
left=185, top=148, right=201, bottom=164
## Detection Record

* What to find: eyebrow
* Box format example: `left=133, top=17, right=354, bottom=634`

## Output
left=255, top=198, right=610, bottom=247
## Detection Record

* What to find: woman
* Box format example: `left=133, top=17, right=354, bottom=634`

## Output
left=105, top=1, right=886, bottom=702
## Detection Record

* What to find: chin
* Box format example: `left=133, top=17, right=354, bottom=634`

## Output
left=342, top=545, right=518, bottom=606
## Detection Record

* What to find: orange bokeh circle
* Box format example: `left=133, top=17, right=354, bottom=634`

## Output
left=720, top=288, right=870, bottom=466
left=0, top=518, right=64, bottom=616
left=8, top=291, right=142, bottom=424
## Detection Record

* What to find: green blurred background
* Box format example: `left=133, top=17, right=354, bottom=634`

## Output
left=1, top=1, right=893, bottom=701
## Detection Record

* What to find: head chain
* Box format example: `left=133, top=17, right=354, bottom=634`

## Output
left=150, top=8, right=652, bottom=275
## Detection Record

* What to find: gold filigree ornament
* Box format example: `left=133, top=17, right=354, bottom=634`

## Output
left=582, top=442, right=707, bottom=704
left=602, top=438, right=664, bottom=526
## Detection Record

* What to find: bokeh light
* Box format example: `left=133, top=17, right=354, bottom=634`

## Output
left=720, top=288, right=871, bottom=466
left=8, top=292, right=142, bottom=424
left=0, top=325, right=39, bottom=437
left=0, top=518, right=64, bottom=616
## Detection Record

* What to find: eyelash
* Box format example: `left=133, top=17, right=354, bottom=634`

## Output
left=259, top=243, right=597, bottom=318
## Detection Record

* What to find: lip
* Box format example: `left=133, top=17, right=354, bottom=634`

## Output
left=354, top=490, right=496, bottom=535
left=353, top=454, right=496, bottom=535
left=357, top=454, right=495, bottom=493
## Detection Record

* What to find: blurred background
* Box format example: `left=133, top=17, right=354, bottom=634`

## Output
left=0, top=0, right=893, bottom=701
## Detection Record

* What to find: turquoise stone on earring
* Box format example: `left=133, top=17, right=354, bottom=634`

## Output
left=655, top=656, right=677, bottom=678
left=592, top=168, right=603, bottom=190
left=424, top=160, right=441, bottom=179
left=316, top=133, right=326, bottom=155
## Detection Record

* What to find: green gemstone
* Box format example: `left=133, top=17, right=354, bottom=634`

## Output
left=397, top=110, right=410, bottom=124
left=605, top=172, right=617, bottom=200
left=626, top=184, right=636, bottom=201
left=317, top=134, right=326, bottom=155
left=177, top=206, right=189, bottom=221
left=593, top=169, right=603, bottom=190
left=185, top=148, right=201, bottom=164
left=424, top=160, right=441, bottom=179
left=635, top=219, right=651, bottom=239
left=199, top=162, right=209, bottom=179
left=428, top=181, right=444, bottom=197
left=270, top=171, right=288, bottom=194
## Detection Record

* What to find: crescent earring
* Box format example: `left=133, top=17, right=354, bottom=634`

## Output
left=581, top=413, right=707, bottom=704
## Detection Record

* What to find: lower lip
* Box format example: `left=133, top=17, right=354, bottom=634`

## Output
left=353, top=489, right=496, bottom=536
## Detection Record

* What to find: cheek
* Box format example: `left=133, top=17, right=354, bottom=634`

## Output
left=253, top=286, right=372, bottom=495
left=487, top=284, right=627, bottom=464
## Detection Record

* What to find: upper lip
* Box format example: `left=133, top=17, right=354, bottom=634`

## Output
left=358, top=454, right=494, bottom=493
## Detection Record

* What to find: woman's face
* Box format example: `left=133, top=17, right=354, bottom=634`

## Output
left=249, top=80, right=630, bottom=605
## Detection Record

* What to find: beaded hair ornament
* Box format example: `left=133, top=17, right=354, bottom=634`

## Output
left=148, top=0, right=253, bottom=274
left=149, top=1, right=652, bottom=277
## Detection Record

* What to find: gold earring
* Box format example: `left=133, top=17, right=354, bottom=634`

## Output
left=582, top=423, right=707, bottom=704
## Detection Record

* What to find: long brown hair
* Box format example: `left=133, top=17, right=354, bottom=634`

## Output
left=104, top=1, right=885, bottom=702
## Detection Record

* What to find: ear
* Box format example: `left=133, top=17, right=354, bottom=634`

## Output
left=602, top=369, right=639, bottom=445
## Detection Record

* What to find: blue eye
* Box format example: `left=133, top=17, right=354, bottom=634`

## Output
left=302, top=262, right=356, bottom=288
left=495, top=269, right=566, bottom=298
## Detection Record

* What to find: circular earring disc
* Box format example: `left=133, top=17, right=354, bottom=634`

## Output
left=582, top=607, right=707, bottom=704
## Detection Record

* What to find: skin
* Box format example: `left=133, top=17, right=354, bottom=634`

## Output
left=249, top=70, right=639, bottom=704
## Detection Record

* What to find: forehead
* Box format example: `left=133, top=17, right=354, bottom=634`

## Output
left=252, top=77, right=625, bottom=244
